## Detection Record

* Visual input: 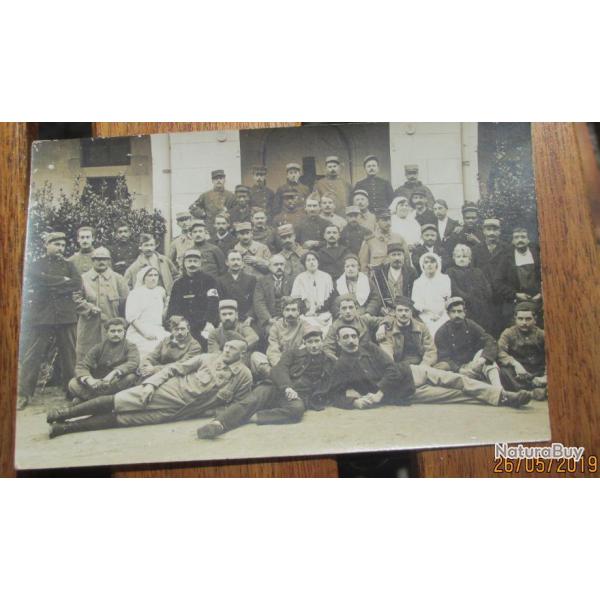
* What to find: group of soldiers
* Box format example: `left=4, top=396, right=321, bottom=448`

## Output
left=19, top=154, right=547, bottom=441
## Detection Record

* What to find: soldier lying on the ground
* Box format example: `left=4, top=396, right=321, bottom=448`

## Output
left=46, top=340, right=252, bottom=438
left=328, top=326, right=535, bottom=410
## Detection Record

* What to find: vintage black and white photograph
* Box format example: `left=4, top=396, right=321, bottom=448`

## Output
left=15, top=122, right=550, bottom=469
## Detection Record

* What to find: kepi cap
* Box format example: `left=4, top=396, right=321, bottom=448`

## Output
left=446, top=296, right=465, bottom=310
left=353, top=189, right=369, bottom=198
left=176, top=211, right=191, bottom=220
left=387, top=243, right=404, bottom=254
left=363, top=155, right=378, bottom=165
left=286, top=162, right=301, bottom=171
left=325, top=155, right=340, bottom=164
left=211, top=169, right=225, bottom=179
left=182, top=248, right=203, bottom=260
left=421, top=223, right=437, bottom=234
left=483, top=218, right=501, bottom=229
left=405, top=164, right=419, bottom=173
left=234, top=222, right=252, bottom=232
left=345, top=205, right=361, bottom=216
left=45, top=232, right=66, bottom=244
left=235, top=185, right=251, bottom=195
left=462, top=202, right=479, bottom=215
left=189, top=219, right=207, bottom=230
left=91, top=247, right=111, bottom=259
left=302, top=324, right=323, bottom=340
left=219, top=299, right=238, bottom=311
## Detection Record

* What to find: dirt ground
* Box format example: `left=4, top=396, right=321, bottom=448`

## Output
left=14, top=385, right=552, bottom=470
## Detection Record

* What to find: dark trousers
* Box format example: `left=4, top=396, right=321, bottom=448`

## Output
left=499, top=364, right=544, bottom=392
left=19, top=324, right=76, bottom=397
left=217, top=383, right=306, bottom=431
left=68, top=373, right=138, bottom=401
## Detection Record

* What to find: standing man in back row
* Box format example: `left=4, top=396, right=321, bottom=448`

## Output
left=353, top=155, right=394, bottom=214
left=189, top=169, right=236, bottom=224
left=394, top=164, right=435, bottom=208
left=313, top=156, right=352, bottom=216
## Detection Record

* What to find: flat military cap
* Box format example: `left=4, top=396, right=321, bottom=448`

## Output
left=211, top=169, right=225, bottom=179
left=405, top=164, right=419, bottom=173
left=515, top=301, right=537, bottom=313
left=277, top=224, right=294, bottom=236
left=387, top=243, right=405, bottom=254
left=189, top=219, right=207, bottom=229
left=483, top=218, right=501, bottom=229
left=363, top=155, right=379, bottom=165
left=219, top=299, right=238, bottom=311
left=461, top=202, right=479, bottom=215
left=91, top=247, right=111, bottom=259
left=45, top=232, right=66, bottom=244
left=253, top=165, right=267, bottom=174
left=325, top=155, right=340, bottom=164
left=182, top=248, right=203, bottom=260
left=176, top=211, right=191, bottom=220
left=235, top=185, right=251, bottom=195
left=224, top=339, right=247, bottom=353
left=281, top=189, right=298, bottom=198
left=375, top=208, right=391, bottom=219
left=302, top=324, right=323, bottom=340
left=345, top=205, right=361, bottom=216
left=421, top=223, right=438, bottom=234
left=286, top=162, right=301, bottom=171
left=411, top=191, right=427, bottom=201
left=394, top=296, right=414, bottom=309
left=234, top=222, right=252, bottom=232
left=353, top=189, right=369, bottom=198
left=337, top=324, right=361, bottom=336
left=445, top=296, right=465, bottom=310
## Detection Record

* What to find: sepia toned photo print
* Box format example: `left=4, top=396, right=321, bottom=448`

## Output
left=15, top=123, right=550, bottom=469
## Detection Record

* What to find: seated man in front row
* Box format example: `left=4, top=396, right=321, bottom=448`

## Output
left=379, top=297, right=437, bottom=366
left=497, top=302, right=547, bottom=400
left=197, top=325, right=335, bottom=438
left=68, top=318, right=140, bottom=403
left=434, top=297, right=502, bottom=388
left=207, top=299, right=259, bottom=355
left=329, top=326, right=535, bottom=410
left=137, top=316, right=202, bottom=382
left=47, top=340, right=252, bottom=438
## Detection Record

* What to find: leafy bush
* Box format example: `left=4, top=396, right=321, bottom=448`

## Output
left=27, top=175, right=167, bottom=260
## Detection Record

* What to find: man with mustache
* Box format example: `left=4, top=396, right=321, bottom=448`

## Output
left=189, top=169, right=236, bottom=223
left=207, top=299, right=259, bottom=355
left=313, top=156, right=352, bottom=216
left=274, top=163, right=310, bottom=216
left=249, top=165, right=275, bottom=215
left=353, top=155, right=394, bottom=214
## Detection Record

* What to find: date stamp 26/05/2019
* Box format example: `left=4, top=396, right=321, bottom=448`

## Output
left=493, top=443, right=598, bottom=474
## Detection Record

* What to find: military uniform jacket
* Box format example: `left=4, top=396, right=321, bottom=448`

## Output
left=143, top=334, right=203, bottom=369
left=434, top=318, right=498, bottom=371
left=25, top=254, right=82, bottom=326
left=492, top=246, right=542, bottom=301
left=124, top=252, right=179, bottom=294
left=166, top=271, right=220, bottom=332
left=353, top=176, right=394, bottom=213
left=75, top=338, right=140, bottom=380
left=250, top=184, right=275, bottom=213
left=394, top=181, right=435, bottom=206
left=108, top=240, right=139, bottom=275
left=191, top=242, right=227, bottom=279
left=329, top=343, right=416, bottom=408
left=380, top=318, right=437, bottom=365
left=323, top=314, right=384, bottom=357
left=313, top=176, right=352, bottom=215
left=252, top=226, right=278, bottom=252
left=67, top=251, right=94, bottom=275
left=189, top=189, right=236, bottom=221
left=471, top=241, right=511, bottom=283
left=279, top=244, right=308, bottom=280
left=206, top=322, right=259, bottom=354
left=270, top=347, right=336, bottom=409
left=295, top=215, right=331, bottom=248
left=213, top=231, right=238, bottom=257
left=318, top=244, right=352, bottom=280
left=168, top=234, right=194, bottom=267
left=340, top=222, right=372, bottom=255
left=274, top=182, right=311, bottom=215
left=272, top=208, right=307, bottom=230
left=498, top=325, right=545, bottom=375
left=253, top=273, right=295, bottom=327
left=266, top=318, right=307, bottom=366
left=233, top=240, right=271, bottom=278
left=359, top=230, right=410, bottom=273
left=216, top=271, right=257, bottom=319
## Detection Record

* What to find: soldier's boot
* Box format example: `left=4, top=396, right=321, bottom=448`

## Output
left=499, top=390, right=534, bottom=408
left=47, top=395, right=115, bottom=424
left=49, top=414, right=119, bottom=439
left=17, top=395, right=31, bottom=411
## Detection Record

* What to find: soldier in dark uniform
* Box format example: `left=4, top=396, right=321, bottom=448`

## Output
left=212, top=212, right=238, bottom=256
left=166, top=248, right=220, bottom=347
left=340, top=205, right=372, bottom=255
left=18, top=232, right=82, bottom=409
left=249, top=165, right=275, bottom=215
left=394, top=164, right=435, bottom=208
left=318, top=224, right=352, bottom=280
left=294, top=194, right=331, bottom=250
left=188, top=219, right=227, bottom=279
left=272, top=190, right=306, bottom=230
left=471, top=218, right=510, bottom=281
left=196, top=325, right=336, bottom=438
left=108, top=222, right=139, bottom=276
left=229, top=185, right=254, bottom=226
left=353, top=155, right=394, bottom=214
left=250, top=209, right=277, bottom=251
left=411, top=192, right=437, bottom=227
left=446, top=203, right=484, bottom=251
left=274, top=162, right=311, bottom=216
left=189, top=169, right=236, bottom=223
left=216, top=249, right=257, bottom=321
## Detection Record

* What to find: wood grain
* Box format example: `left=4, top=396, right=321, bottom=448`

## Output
left=415, top=123, right=600, bottom=476
left=92, top=121, right=338, bottom=478
left=0, top=123, right=36, bottom=477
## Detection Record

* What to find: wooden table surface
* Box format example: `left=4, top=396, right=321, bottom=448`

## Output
left=1, top=122, right=598, bottom=477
